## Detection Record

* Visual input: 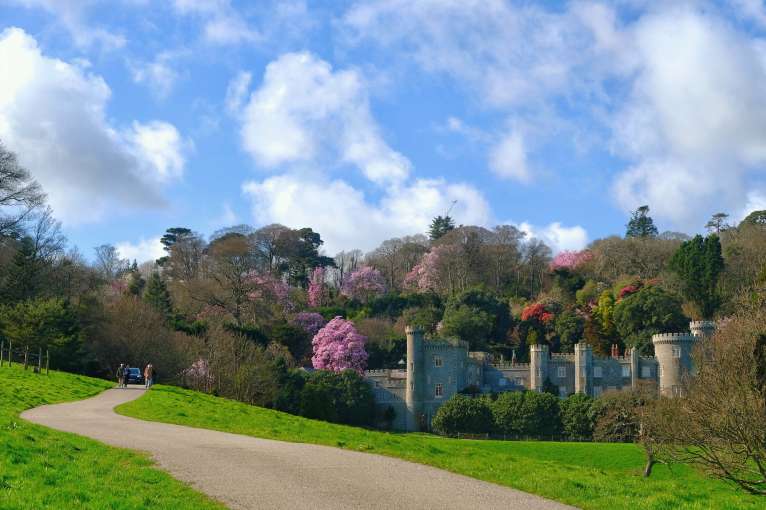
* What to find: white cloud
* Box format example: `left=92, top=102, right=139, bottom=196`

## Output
left=243, top=173, right=490, bottom=254
left=238, top=52, right=411, bottom=186
left=171, top=0, right=260, bottom=45
left=518, top=221, right=589, bottom=254
left=128, top=121, right=189, bottom=183
left=129, top=52, right=184, bottom=98
left=489, top=131, right=531, bottom=183
left=116, top=237, right=165, bottom=264
left=8, top=0, right=126, bottom=49
left=225, top=71, right=252, bottom=114
left=611, top=7, right=766, bottom=229
left=0, top=28, right=184, bottom=223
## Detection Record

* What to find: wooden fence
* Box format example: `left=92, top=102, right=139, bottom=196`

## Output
left=0, top=340, right=50, bottom=374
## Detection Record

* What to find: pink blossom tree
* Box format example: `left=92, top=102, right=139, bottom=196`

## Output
left=341, top=266, right=386, bottom=303
left=307, top=266, right=327, bottom=308
left=292, top=311, right=326, bottom=337
left=549, top=250, right=593, bottom=271
left=404, top=248, right=441, bottom=292
left=311, top=316, right=368, bottom=373
left=245, top=271, right=293, bottom=312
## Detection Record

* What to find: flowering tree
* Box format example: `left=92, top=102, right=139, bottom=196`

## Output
left=245, top=271, right=293, bottom=312
left=341, top=266, right=386, bottom=303
left=521, top=302, right=555, bottom=324
left=312, top=316, right=368, bottom=373
left=183, top=358, right=214, bottom=392
left=292, top=311, right=326, bottom=337
left=549, top=250, right=593, bottom=271
left=404, top=248, right=441, bottom=292
left=307, top=266, right=327, bottom=308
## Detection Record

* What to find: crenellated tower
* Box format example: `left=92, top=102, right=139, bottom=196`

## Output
left=529, top=343, right=549, bottom=392
left=405, top=326, right=425, bottom=431
left=574, top=343, right=593, bottom=395
left=652, top=321, right=714, bottom=397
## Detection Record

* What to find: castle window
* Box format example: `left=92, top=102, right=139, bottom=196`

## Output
left=433, top=355, right=443, bottom=368
left=557, top=366, right=566, bottom=378
left=622, top=366, right=630, bottom=378
left=672, top=346, right=681, bottom=358
left=641, top=366, right=651, bottom=378
left=435, top=383, right=443, bottom=397
left=593, top=366, right=603, bottom=378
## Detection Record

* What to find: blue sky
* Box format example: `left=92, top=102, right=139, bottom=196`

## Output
left=1, top=0, right=766, bottom=262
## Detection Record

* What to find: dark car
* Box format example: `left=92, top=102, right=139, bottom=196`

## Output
left=125, top=367, right=144, bottom=385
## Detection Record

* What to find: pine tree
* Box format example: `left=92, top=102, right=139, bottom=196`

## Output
left=625, top=205, right=658, bottom=239
left=143, top=272, right=173, bottom=320
left=127, top=270, right=146, bottom=297
left=705, top=212, right=730, bottom=234
left=429, top=215, right=455, bottom=241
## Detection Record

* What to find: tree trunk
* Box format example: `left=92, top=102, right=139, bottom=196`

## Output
left=643, top=456, right=655, bottom=478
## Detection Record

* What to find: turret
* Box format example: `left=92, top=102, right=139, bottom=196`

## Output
left=690, top=320, right=716, bottom=339
left=652, top=331, right=696, bottom=396
left=574, top=343, right=593, bottom=395
left=529, top=343, right=549, bottom=392
left=405, top=326, right=425, bottom=431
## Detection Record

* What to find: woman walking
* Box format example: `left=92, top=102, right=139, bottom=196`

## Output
left=144, top=363, right=154, bottom=389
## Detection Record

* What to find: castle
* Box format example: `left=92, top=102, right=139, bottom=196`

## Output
left=365, top=321, right=716, bottom=431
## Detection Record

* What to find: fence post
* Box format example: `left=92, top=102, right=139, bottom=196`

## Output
left=8, top=341, right=11, bottom=368
left=46, top=350, right=49, bottom=375
left=23, top=346, right=28, bottom=370
left=0, top=340, right=4, bottom=367
left=37, top=347, right=42, bottom=373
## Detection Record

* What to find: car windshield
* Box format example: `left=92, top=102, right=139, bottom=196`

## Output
left=129, top=368, right=140, bottom=375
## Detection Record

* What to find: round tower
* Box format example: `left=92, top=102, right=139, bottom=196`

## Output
left=652, top=331, right=696, bottom=396
left=689, top=320, right=716, bottom=339
left=405, top=326, right=425, bottom=431
left=529, top=343, right=549, bottom=393
left=574, top=343, right=593, bottom=395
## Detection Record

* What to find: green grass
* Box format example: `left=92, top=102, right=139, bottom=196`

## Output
left=0, top=365, right=224, bottom=510
left=118, top=385, right=766, bottom=510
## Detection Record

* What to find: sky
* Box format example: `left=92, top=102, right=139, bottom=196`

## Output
left=2, top=0, right=766, bottom=263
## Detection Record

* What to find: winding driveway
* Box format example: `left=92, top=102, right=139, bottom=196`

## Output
left=22, top=387, right=576, bottom=510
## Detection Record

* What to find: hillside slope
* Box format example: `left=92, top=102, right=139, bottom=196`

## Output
left=0, top=366, right=223, bottom=510
left=118, top=385, right=765, bottom=510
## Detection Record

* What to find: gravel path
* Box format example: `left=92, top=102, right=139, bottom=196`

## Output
left=22, top=387, right=576, bottom=510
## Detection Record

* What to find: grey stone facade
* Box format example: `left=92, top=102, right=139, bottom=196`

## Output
left=366, top=321, right=713, bottom=431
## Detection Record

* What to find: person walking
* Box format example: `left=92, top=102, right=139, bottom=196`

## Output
left=124, top=364, right=131, bottom=387
left=116, top=363, right=125, bottom=389
left=144, top=363, right=154, bottom=389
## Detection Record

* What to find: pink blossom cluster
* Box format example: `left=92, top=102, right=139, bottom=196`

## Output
left=549, top=250, right=593, bottom=271
left=311, top=316, right=368, bottom=374
left=404, top=248, right=441, bottom=291
left=307, top=266, right=326, bottom=308
left=293, top=312, right=326, bottom=337
left=183, top=358, right=214, bottom=385
left=245, top=271, right=293, bottom=311
left=341, top=266, right=386, bottom=303
left=617, top=284, right=641, bottom=300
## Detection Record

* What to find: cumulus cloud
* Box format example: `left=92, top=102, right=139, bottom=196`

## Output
left=116, top=236, right=164, bottom=264
left=129, top=51, right=184, bottom=98
left=242, top=174, right=490, bottom=254
left=128, top=121, right=189, bottom=183
left=518, top=221, right=589, bottom=254
left=0, top=28, right=186, bottom=223
left=225, top=71, right=252, bottom=114
left=238, top=52, right=411, bottom=186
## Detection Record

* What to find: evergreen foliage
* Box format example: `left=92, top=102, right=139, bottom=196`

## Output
left=613, top=286, right=688, bottom=354
left=431, top=394, right=493, bottom=435
left=143, top=273, right=173, bottom=321
left=428, top=215, right=455, bottom=240
left=669, top=234, right=725, bottom=318
left=625, top=205, right=658, bottom=239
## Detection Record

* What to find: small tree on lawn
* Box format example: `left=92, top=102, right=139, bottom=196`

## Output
left=311, top=317, right=368, bottom=373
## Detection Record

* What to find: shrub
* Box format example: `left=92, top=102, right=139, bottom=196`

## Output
left=431, top=394, right=493, bottom=435
left=591, top=390, right=644, bottom=442
left=491, top=391, right=562, bottom=437
left=560, top=393, right=595, bottom=439
left=298, top=369, right=375, bottom=427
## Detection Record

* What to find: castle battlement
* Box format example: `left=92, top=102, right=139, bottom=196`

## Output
left=551, top=353, right=574, bottom=360
left=652, top=332, right=696, bottom=344
left=689, top=320, right=715, bottom=329
left=423, top=340, right=468, bottom=351
left=491, top=362, right=530, bottom=369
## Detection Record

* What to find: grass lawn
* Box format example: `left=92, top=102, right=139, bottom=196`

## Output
left=118, top=385, right=766, bottom=510
left=0, top=365, right=224, bottom=510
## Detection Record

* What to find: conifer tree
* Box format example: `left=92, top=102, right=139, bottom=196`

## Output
left=143, top=272, right=173, bottom=320
left=429, top=215, right=455, bottom=241
left=625, top=205, right=658, bottom=239
left=669, top=234, right=724, bottom=318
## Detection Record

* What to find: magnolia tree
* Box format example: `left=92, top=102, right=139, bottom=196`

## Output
left=293, top=311, right=326, bottom=337
left=549, top=249, right=593, bottom=271
left=312, top=316, right=368, bottom=373
left=245, top=271, right=292, bottom=312
left=341, top=266, right=386, bottom=303
left=404, top=248, right=441, bottom=292
left=307, top=266, right=327, bottom=308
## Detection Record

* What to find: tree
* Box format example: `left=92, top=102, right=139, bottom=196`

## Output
left=298, top=369, right=375, bottom=426
left=491, top=391, right=561, bottom=437
left=669, top=234, right=725, bottom=318
left=157, top=227, right=205, bottom=280
left=144, top=273, right=173, bottom=321
left=429, top=215, right=455, bottom=241
left=291, top=312, right=326, bottom=337
left=341, top=266, right=386, bottom=303
left=625, top=205, right=658, bottom=239
left=311, top=317, right=368, bottom=373
left=0, top=141, right=45, bottom=238
left=560, top=393, right=595, bottom=439
left=739, top=209, right=766, bottom=228
left=94, top=244, right=128, bottom=280
left=127, top=270, right=146, bottom=296
left=307, top=266, right=326, bottom=307
left=613, top=286, right=687, bottom=354
left=440, top=305, right=494, bottom=350
left=705, top=212, right=730, bottom=234
left=554, top=310, right=585, bottom=353
left=432, top=394, right=493, bottom=435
